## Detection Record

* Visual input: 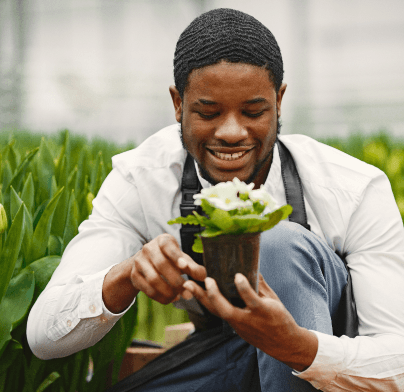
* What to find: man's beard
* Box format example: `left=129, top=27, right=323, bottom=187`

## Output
left=179, top=118, right=281, bottom=186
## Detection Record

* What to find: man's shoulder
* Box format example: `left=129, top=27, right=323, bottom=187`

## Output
left=279, top=134, right=385, bottom=194
left=111, top=124, right=186, bottom=178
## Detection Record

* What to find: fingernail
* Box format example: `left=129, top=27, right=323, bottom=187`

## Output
left=205, top=277, right=214, bottom=290
left=181, top=289, right=193, bottom=300
left=177, top=257, right=187, bottom=269
left=183, top=281, right=192, bottom=291
left=235, top=273, right=244, bottom=284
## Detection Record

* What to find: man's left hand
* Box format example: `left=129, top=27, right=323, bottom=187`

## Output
left=183, top=273, right=318, bottom=372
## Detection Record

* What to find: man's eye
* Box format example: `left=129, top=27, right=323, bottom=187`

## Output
left=244, top=111, right=264, bottom=118
left=197, top=112, right=219, bottom=119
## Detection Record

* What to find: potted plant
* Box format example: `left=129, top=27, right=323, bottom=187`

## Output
left=169, top=178, right=292, bottom=306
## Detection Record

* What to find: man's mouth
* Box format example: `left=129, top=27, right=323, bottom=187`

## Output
left=208, top=147, right=254, bottom=162
left=212, top=150, right=248, bottom=161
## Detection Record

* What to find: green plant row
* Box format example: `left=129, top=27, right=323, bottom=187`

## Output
left=0, top=131, right=137, bottom=391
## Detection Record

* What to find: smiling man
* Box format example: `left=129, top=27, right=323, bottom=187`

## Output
left=27, top=8, right=404, bottom=392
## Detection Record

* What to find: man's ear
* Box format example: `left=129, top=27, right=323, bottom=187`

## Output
left=276, top=83, right=287, bottom=118
left=169, top=85, right=183, bottom=123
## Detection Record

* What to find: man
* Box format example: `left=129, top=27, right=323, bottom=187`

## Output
left=27, top=8, right=404, bottom=391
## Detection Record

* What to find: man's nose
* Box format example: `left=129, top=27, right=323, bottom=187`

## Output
left=214, top=114, right=248, bottom=144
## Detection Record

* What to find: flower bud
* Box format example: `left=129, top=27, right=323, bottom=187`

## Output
left=0, top=204, right=8, bottom=234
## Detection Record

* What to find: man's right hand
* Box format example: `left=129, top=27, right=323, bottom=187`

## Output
left=102, top=234, right=206, bottom=313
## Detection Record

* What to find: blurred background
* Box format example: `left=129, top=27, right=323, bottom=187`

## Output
left=1, top=0, right=404, bottom=145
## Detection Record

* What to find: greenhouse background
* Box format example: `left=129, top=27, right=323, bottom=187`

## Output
left=1, top=0, right=404, bottom=144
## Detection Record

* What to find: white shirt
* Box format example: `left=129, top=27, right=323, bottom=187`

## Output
left=27, top=124, right=404, bottom=391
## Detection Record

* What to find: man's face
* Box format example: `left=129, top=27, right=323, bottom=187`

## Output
left=170, top=61, right=286, bottom=188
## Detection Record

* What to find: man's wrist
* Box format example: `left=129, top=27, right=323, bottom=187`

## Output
left=102, top=258, right=139, bottom=314
left=282, top=328, right=318, bottom=372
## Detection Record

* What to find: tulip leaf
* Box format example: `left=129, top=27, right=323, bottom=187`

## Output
left=21, top=172, right=35, bottom=215
left=36, top=371, right=61, bottom=392
left=0, top=205, right=25, bottom=305
left=22, top=255, right=61, bottom=301
left=27, top=187, right=63, bottom=264
left=10, top=186, right=23, bottom=221
left=0, top=339, right=22, bottom=374
left=7, top=147, right=39, bottom=194
left=51, top=187, right=68, bottom=238
left=36, top=138, right=55, bottom=201
left=0, top=270, right=35, bottom=329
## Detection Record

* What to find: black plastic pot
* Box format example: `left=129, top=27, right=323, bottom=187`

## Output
left=201, top=232, right=261, bottom=308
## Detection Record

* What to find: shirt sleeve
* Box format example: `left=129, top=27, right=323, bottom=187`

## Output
left=27, top=168, right=147, bottom=360
left=295, top=172, right=404, bottom=391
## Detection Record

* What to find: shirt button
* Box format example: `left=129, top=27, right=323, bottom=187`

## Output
left=67, top=320, right=72, bottom=327
left=89, top=304, right=96, bottom=313
left=100, top=316, right=107, bottom=324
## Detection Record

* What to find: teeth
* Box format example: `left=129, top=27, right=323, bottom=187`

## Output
left=213, top=150, right=248, bottom=161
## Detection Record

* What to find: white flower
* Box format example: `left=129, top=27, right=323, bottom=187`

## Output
left=249, top=186, right=277, bottom=211
left=232, top=177, right=255, bottom=194
left=193, top=180, right=253, bottom=211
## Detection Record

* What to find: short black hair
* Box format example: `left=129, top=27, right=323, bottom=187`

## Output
left=173, top=8, right=284, bottom=98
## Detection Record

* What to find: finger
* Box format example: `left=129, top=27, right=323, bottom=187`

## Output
left=142, top=240, right=185, bottom=292
left=257, top=273, right=280, bottom=300
left=131, top=270, right=176, bottom=304
left=158, top=234, right=183, bottom=266
left=136, top=259, right=177, bottom=302
left=203, top=277, right=238, bottom=320
left=178, top=253, right=207, bottom=282
left=234, top=273, right=261, bottom=309
left=183, top=280, right=210, bottom=305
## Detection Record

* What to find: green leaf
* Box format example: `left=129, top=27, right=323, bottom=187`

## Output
left=0, top=339, right=22, bottom=374
left=0, top=271, right=34, bottom=354
left=0, top=205, right=25, bottom=305
left=91, top=151, right=106, bottom=196
left=27, top=187, right=63, bottom=264
left=192, top=235, right=204, bottom=253
left=22, top=255, right=61, bottom=301
left=51, top=187, right=68, bottom=238
left=167, top=215, right=200, bottom=226
left=10, top=186, right=22, bottom=221
left=56, top=154, right=68, bottom=189
left=36, top=371, right=60, bottom=392
left=0, top=270, right=35, bottom=329
left=200, top=227, right=223, bottom=237
left=47, top=234, right=63, bottom=256
left=200, top=199, right=215, bottom=216
left=67, top=165, right=77, bottom=192
left=231, top=214, right=269, bottom=231
left=62, top=189, right=79, bottom=251
left=258, top=205, right=293, bottom=232
left=36, top=138, right=55, bottom=201
left=2, top=160, right=13, bottom=194
left=21, top=172, right=35, bottom=215
left=7, top=147, right=39, bottom=195
left=210, top=209, right=234, bottom=231
left=8, top=143, right=21, bottom=172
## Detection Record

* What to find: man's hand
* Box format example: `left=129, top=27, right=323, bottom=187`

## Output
left=183, top=273, right=318, bottom=372
left=102, top=234, right=206, bottom=313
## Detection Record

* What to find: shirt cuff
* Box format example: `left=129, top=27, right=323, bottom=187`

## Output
left=79, top=264, right=137, bottom=321
left=293, top=331, right=345, bottom=390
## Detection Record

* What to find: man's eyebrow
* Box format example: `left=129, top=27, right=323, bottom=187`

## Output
left=195, top=99, right=218, bottom=105
left=244, top=98, right=268, bottom=104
